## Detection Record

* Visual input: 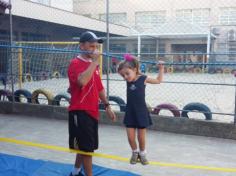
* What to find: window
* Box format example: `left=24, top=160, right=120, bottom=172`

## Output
left=99, top=13, right=127, bottom=25
left=133, top=43, right=156, bottom=60
left=220, top=7, right=236, bottom=25
left=158, top=43, right=165, bottom=57
left=176, top=8, right=210, bottom=26
left=110, top=44, right=126, bottom=54
left=135, top=11, right=166, bottom=29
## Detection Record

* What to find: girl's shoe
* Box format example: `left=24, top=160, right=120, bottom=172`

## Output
left=130, top=152, right=139, bottom=164
left=69, top=171, right=84, bottom=176
left=139, top=153, right=149, bottom=165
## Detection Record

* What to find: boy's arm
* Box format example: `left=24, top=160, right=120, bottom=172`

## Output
left=145, top=61, right=164, bottom=84
left=99, top=90, right=116, bottom=122
left=77, top=61, right=98, bottom=87
left=99, top=89, right=109, bottom=106
left=77, top=51, right=100, bottom=87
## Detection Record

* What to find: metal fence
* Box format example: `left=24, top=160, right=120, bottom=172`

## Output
left=0, top=0, right=235, bottom=124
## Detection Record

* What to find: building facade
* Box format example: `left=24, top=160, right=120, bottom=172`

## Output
left=74, top=0, right=236, bottom=66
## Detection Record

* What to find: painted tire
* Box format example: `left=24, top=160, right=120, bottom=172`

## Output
left=99, top=96, right=126, bottom=112
left=166, top=67, right=174, bottom=73
left=32, top=89, right=54, bottom=105
left=152, top=103, right=180, bottom=117
left=146, top=103, right=152, bottom=112
left=24, top=73, right=33, bottom=82
left=223, top=68, right=231, bottom=74
left=52, top=93, right=71, bottom=106
left=216, top=68, right=223, bottom=73
left=0, top=89, right=13, bottom=101
left=193, top=67, right=202, bottom=73
left=181, top=102, right=212, bottom=120
left=14, top=89, right=32, bottom=103
left=52, top=71, right=60, bottom=79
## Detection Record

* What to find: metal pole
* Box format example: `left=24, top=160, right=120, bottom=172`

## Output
left=138, top=35, right=141, bottom=58
left=99, top=45, right=103, bottom=78
left=106, top=0, right=110, bottom=98
left=9, top=0, right=15, bottom=104
left=234, top=74, right=236, bottom=125
left=18, top=48, right=22, bottom=89
left=206, top=28, right=211, bottom=72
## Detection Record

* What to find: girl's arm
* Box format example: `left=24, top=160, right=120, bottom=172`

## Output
left=145, top=61, right=164, bottom=84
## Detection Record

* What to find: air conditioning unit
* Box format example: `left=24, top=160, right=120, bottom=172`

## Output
left=212, top=27, right=220, bottom=35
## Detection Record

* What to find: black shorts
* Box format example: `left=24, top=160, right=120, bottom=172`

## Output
left=69, top=110, right=98, bottom=152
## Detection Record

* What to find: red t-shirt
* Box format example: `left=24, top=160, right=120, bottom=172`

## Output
left=68, top=56, right=104, bottom=120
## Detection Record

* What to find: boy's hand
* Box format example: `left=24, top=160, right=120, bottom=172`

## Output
left=91, top=50, right=100, bottom=64
left=105, top=106, right=117, bottom=122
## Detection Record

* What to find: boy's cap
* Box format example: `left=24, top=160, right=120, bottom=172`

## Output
left=79, top=31, right=103, bottom=43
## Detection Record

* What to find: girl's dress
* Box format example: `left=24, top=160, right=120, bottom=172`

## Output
left=124, top=75, right=152, bottom=128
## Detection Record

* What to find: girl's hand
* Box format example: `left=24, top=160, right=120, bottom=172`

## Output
left=157, top=61, right=164, bottom=70
left=105, top=106, right=117, bottom=122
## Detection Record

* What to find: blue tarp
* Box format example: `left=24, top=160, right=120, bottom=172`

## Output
left=0, top=153, right=140, bottom=176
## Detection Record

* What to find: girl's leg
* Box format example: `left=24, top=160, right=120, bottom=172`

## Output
left=137, top=128, right=146, bottom=151
left=138, top=128, right=149, bottom=165
left=126, top=128, right=137, bottom=150
left=126, top=128, right=139, bottom=164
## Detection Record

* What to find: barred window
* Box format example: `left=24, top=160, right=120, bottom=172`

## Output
left=176, top=8, right=210, bottom=26
left=135, top=11, right=166, bottom=29
left=99, top=13, right=127, bottom=25
left=219, top=7, right=236, bottom=25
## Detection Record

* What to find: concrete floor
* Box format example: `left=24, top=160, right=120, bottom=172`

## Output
left=0, top=113, right=236, bottom=176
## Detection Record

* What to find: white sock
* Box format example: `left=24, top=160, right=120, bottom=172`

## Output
left=140, top=150, right=147, bottom=156
left=72, top=167, right=81, bottom=175
left=133, top=149, right=139, bottom=153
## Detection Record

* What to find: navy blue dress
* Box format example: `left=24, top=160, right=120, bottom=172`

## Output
left=124, top=75, right=152, bottom=128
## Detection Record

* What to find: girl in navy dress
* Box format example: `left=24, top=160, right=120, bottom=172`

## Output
left=118, top=54, right=164, bottom=165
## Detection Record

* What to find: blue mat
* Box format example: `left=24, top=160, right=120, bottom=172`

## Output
left=0, top=153, right=140, bottom=176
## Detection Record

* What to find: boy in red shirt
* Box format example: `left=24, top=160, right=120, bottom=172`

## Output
left=68, top=31, right=116, bottom=176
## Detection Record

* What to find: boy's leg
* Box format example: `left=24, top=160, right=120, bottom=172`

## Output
left=75, top=154, right=82, bottom=168
left=82, top=154, right=92, bottom=176
left=126, top=128, right=137, bottom=150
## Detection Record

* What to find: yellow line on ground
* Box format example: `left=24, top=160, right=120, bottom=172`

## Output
left=0, top=137, right=236, bottom=173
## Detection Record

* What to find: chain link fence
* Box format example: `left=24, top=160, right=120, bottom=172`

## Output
left=0, top=0, right=235, bottom=123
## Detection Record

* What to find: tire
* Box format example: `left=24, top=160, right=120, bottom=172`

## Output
left=0, top=75, right=7, bottom=86
left=24, top=73, right=33, bottom=82
left=146, top=103, right=152, bottom=112
left=32, top=89, right=54, bottom=105
left=166, top=67, right=174, bottom=73
left=193, top=67, right=202, bottom=73
left=208, top=68, right=215, bottom=74
left=52, top=93, right=71, bottom=106
left=99, top=96, right=126, bottom=112
left=0, top=89, right=13, bottom=101
left=52, top=71, right=60, bottom=79
left=14, top=89, right=32, bottom=103
left=223, top=68, right=231, bottom=74
left=152, top=103, right=180, bottom=117
left=181, top=102, right=212, bottom=120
